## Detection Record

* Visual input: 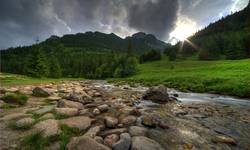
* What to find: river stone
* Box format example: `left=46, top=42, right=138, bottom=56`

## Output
left=121, top=115, right=137, bottom=126
left=32, top=87, right=50, bottom=97
left=16, top=117, right=35, bottom=128
left=33, top=119, right=60, bottom=137
left=131, top=136, right=164, bottom=150
left=67, top=136, right=110, bottom=150
left=47, top=96, right=61, bottom=101
left=98, top=104, right=109, bottom=112
left=105, top=117, right=118, bottom=128
left=142, top=116, right=157, bottom=127
left=93, top=108, right=101, bottom=115
left=85, top=126, right=102, bottom=138
left=142, top=85, right=177, bottom=103
left=57, top=99, right=84, bottom=109
left=40, top=113, right=54, bottom=120
left=94, top=136, right=104, bottom=144
left=104, top=134, right=119, bottom=147
left=99, top=128, right=127, bottom=137
left=129, top=126, right=148, bottom=136
left=59, top=116, right=92, bottom=131
left=112, top=133, right=131, bottom=150
left=55, top=108, right=78, bottom=117
left=34, top=105, right=54, bottom=115
left=1, top=113, right=31, bottom=121
left=211, top=135, right=237, bottom=145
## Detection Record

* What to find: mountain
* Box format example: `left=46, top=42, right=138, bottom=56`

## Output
left=42, top=31, right=169, bottom=53
left=179, top=3, right=250, bottom=60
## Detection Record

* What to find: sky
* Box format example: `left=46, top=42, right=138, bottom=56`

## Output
left=0, top=0, right=249, bottom=49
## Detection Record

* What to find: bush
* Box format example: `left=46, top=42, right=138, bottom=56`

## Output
left=2, top=93, right=28, bottom=105
left=140, top=49, right=161, bottom=63
left=164, top=47, right=177, bottom=61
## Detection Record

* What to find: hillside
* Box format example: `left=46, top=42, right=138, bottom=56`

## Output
left=41, top=31, right=169, bottom=53
left=179, top=3, right=250, bottom=60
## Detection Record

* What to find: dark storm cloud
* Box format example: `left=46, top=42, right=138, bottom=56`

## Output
left=128, top=0, right=179, bottom=39
left=0, top=0, right=248, bottom=49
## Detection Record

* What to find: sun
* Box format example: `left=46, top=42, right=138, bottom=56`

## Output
left=169, top=17, right=198, bottom=43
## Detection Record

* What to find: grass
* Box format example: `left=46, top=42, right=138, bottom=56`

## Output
left=19, top=125, right=79, bottom=150
left=117, top=57, right=250, bottom=98
left=0, top=73, right=83, bottom=86
left=1, top=92, right=29, bottom=105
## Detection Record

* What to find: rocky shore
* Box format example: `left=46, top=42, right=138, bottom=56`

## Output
left=0, top=80, right=249, bottom=150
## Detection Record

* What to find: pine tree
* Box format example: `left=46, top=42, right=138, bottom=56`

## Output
left=49, top=56, right=62, bottom=78
left=25, top=47, right=49, bottom=77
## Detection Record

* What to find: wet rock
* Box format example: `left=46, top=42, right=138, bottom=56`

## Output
left=121, top=115, right=137, bottom=126
left=105, top=117, right=118, bottom=128
left=211, top=135, right=237, bottom=145
left=142, top=116, right=158, bottom=127
left=16, top=117, right=35, bottom=128
left=57, top=99, right=84, bottom=109
left=32, top=87, right=50, bottom=97
left=99, top=128, right=127, bottom=137
left=158, top=120, right=170, bottom=129
left=129, top=108, right=141, bottom=116
left=59, top=116, right=92, bottom=131
left=55, top=108, right=78, bottom=117
left=67, top=136, right=110, bottom=150
left=94, top=136, right=104, bottom=144
left=129, top=126, right=148, bottom=136
left=142, top=85, right=177, bottom=103
left=47, top=96, right=61, bottom=101
left=112, top=133, right=131, bottom=150
left=93, top=108, right=101, bottom=115
left=98, top=104, right=109, bottom=112
left=131, top=136, right=164, bottom=150
left=34, top=106, right=54, bottom=115
left=85, top=126, right=102, bottom=138
left=33, top=119, right=61, bottom=137
left=104, top=134, right=119, bottom=147
left=40, top=113, right=54, bottom=120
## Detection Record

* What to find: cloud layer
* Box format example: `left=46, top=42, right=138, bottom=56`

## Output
left=0, top=0, right=248, bottom=49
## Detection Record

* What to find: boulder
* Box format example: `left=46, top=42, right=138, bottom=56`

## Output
left=131, top=136, right=164, bottom=150
left=93, top=108, right=101, bottom=115
left=34, top=106, right=54, bottom=115
left=1, top=113, right=31, bottom=121
left=141, top=116, right=158, bottom=127
left=104, top=134, right=119, bottom=147
left=142, top=85, right=177, bottom=103
left=105, top=117, right=118, bottom=128
left=98, top=104, right=109, bottom=112
left=85, top=126, right=102, bottom=138
left=55, top=108, right=78, bottom=117
left=65, top=92, right=93, bottom=104
left=32, top=87, right=50, bottom=97
left=112, top=133, right=131, bottom=150
left=16, top=117, right=35, bottom=128
left=59, top=116, right=92, bottom=131
left=57, top=99, right=84, bottom=109
left=40, top=113, right=54, bottom=120
left=121, top=115, right=137, bottom=126
left=99, top=128, right=127, bottom=137
left=67, top=136, right=110, bottom=150
left=47, top=96, right=61, bottom=101
left=211, top=135, right=237, bottom=145
left=129, top=126, right=148, bottom=136
left=33, top=119, right=60, bottom=137
left=94, top=136, right=104, bottom=144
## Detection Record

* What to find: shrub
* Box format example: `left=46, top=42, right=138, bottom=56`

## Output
left=140, top=49, right=161, bottom=63
left=2, top=93, right=28, bottom=105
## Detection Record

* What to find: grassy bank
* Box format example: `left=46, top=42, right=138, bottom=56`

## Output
left=121, top=57, right=250, bottom=98
left=0, top=73, right=83, bottom=86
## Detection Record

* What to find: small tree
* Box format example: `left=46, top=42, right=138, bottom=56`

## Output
left=25, top=47, right=49, bottom=77
left=49, top=56, right=62, bottom=78
left=165, top=47, right=177, bottom=61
